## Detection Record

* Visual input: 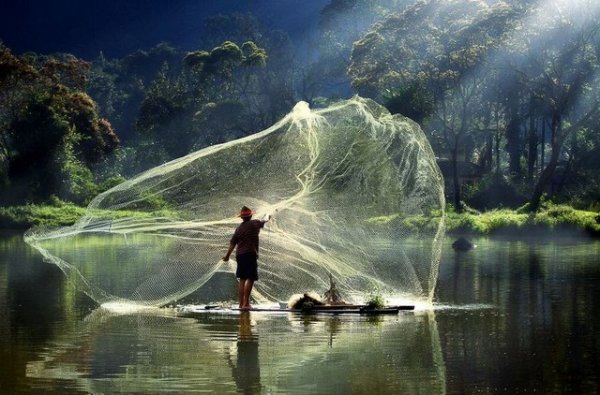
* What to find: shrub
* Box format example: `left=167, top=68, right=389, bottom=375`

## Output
left=464, top=175, right=527, bottom=210
left=445, top=202, right=600, bottom=236
left=0, top=203, right=85, bottom=229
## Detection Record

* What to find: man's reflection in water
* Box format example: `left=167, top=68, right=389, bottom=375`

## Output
left=228, top=312, right=261, bottom=394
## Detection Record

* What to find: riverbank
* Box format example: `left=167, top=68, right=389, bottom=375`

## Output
left=445, top=204, right=600, bottom=238
left=1, top=202, right=599, bottom=237
left=0, top=202, right=85, bottom=229
left=0, top=201, right=174, bottom=230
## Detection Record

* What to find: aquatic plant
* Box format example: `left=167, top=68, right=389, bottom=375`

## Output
left=365, top=286, right=386, bottom=309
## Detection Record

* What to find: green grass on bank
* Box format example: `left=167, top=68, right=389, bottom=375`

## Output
left=0, top=200, right=179, bottom=230
left=445, top=204, right=600, bottom=237
left=0, top=202, right=86, bottom=229
left=2, top=201, right=600, bottom=237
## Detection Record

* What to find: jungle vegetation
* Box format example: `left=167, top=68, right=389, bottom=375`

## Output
left=1, top=0, right=600, bottom=229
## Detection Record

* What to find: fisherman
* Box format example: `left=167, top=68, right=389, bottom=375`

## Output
left=223, top=206, right=271, bottom=310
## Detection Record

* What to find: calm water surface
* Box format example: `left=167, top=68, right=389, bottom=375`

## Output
left=1, top=231, right=599, bottom=394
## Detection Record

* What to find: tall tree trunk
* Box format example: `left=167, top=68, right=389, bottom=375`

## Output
left=555, top=159, right=572, bottom=195
left=556, top=132, right=577, bottom=195
left=451, top=145, right=462, bottom=212
left=529, top=112, right=560, bottom=212
left=506, top=116, right=521, bottom=177
left=480, top=135, right=493, bottom=173
left=506, top=94, right=522, bottom=177
left=529, top=145, right=559, bottom=212
left=540, top=118, right=546, bottom=171
left=495, top=113, right=501, bottom=176
left=527, top=115, right=537, bottom=182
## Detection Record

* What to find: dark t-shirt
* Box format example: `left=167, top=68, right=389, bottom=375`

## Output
left=230, top=219, right=265, bottom=257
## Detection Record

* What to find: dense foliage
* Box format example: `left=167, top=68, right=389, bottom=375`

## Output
left=0, top=44, right=118, bottom=204
left=1, top=0, right=600, bottom=222
left=348, top=0, right=600, bottom=212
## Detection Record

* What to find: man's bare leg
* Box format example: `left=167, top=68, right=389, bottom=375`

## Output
left=238, top=279, right=245, bottom=308
left=242, top=279, right=254, bottom=309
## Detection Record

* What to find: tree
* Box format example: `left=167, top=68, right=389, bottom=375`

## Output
left=183, top=41, right=267, bottom=100
left=503, top=0, right=600, bottom=211
left=0, top=44, right=120, bottom=203
left=298, top=0, right=408, bottom=103
left=134, top=40, right=269, bottom=162
left=136, top=69, right=192, bottom=160
left=0, top=43, right=39, bottom=159
left=87, top=43, right=182, bottom=144
left=7, top=93, right=68, bottom=201
left=349, top=0, right=519, bottom=211
left=201, top=13, right=264, bottom=49
left=562, top=124, right=600, bottom=209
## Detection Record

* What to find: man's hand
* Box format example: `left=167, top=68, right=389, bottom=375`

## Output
left=223, top=243, right=235, bottom=262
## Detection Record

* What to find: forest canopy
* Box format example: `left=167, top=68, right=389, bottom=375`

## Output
left=1, top=0, right=600, bottom=214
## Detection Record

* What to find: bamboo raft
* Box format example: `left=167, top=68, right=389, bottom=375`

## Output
left=177, top=304, right=415, bottom=316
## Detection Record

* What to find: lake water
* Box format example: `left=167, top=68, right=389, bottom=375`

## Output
left=1, top=231, right=599, bottom=394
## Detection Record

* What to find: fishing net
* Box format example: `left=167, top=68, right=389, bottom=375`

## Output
left=24, top=96, right=445, bottom=306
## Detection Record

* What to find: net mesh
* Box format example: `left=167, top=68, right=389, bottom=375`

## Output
left=24, top=96, right=445, bottom=306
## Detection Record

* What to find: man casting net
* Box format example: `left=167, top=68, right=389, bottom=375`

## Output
left=25, top=96, right=445, bottom=307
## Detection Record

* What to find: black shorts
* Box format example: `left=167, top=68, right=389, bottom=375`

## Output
left=236, top=253, right=258, bottom=280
